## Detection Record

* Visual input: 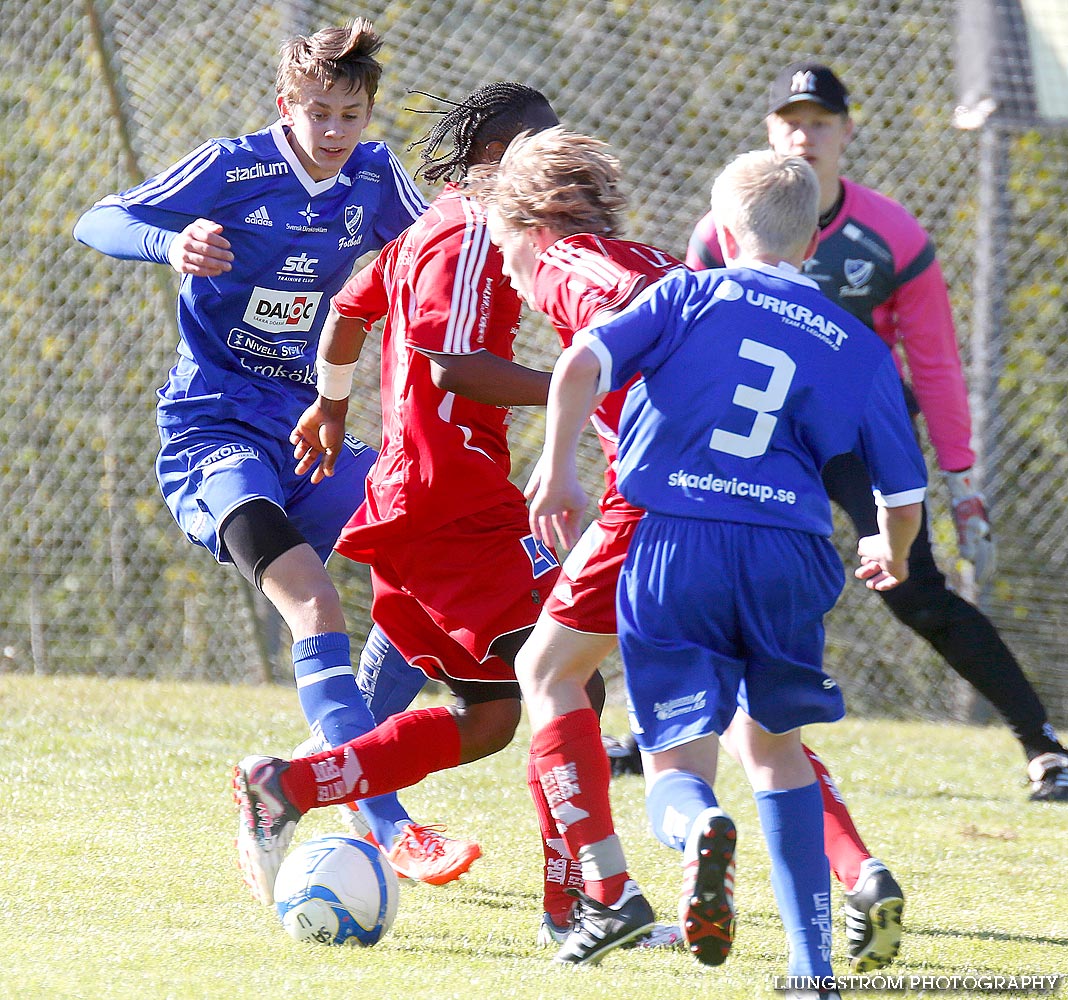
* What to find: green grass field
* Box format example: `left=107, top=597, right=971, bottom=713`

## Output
left=1, top=673, right=1065, bottom=999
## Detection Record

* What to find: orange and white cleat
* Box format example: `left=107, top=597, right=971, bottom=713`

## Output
left=386, top=823, right=482, bottom=885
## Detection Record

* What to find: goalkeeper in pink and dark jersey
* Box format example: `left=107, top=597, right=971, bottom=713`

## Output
left=687, top=62, right=1068, bottom=806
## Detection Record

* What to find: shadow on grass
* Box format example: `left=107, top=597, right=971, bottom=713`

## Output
left=460, top=883, right=541, bottom=911
left=911, top=924, right=1068, bottom=948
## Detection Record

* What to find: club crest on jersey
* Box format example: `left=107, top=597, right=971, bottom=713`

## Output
left=345, top=205, right=364, bottom=236
left=843, top=258, right=874, bottom=289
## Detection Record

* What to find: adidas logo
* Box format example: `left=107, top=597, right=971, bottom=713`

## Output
left=245, top=205, right=272, bottom=227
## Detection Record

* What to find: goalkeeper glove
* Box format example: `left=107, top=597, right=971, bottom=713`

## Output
left=944, top=468, right=997, bottom=585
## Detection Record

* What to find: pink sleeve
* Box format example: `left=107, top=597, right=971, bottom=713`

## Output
left=876, top=257, right=975, bottom=471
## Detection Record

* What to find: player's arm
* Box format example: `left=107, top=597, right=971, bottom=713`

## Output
left=529, top=343, right=601, bottom=550
left=889, top=253, right=972, bottom=470
left=854, top=352, right=928, bottom=590
left=291, top=306, right=372, bottom=484
left=75, top=142, right=231, bottom=275
left=855, top=501, right=923, bottom=591
left=292, top=249, right=391, bottom=481
left=74, top=201, right=232, bottom=276
left=420, top=349, right=551, bottom=406
left=890, top=250, right=996, bottom=581
left=74, top=201, right=178, bottom=264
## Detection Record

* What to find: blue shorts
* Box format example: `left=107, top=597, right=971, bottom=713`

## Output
left=156, top=421, right=376, bottom=565
left=618, top=515, right=846, bottom=752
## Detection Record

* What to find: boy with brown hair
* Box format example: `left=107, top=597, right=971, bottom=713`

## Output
left=73, top=20, right=484, bottom=889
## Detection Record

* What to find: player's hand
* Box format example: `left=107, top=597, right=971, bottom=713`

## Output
left=855, top=535, right=910, bottom=591
left=291, top=397, right=349, bottom=484
left=528, top=466, right=588, bottom=551
left=944, top=469, right=997, bottom=585
left=522, top=455, right=545, bottom=500
left=167, top=219, right=233, bottom=277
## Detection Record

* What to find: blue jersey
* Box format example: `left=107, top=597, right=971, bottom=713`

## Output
left=578, top=261, right=927, bottom=535
left=74, top=121, right=426, bottom=441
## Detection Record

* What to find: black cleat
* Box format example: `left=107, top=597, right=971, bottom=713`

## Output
left=553, top=879, right=656, bottom=965
left=844, top=858, right=904, bottom=972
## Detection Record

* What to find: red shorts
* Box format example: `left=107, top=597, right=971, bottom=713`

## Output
left=542, top=502, right=643, bottom=635
left=346, top=502, right=559, bottom=685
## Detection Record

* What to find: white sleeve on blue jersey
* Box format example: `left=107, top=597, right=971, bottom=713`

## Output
left=374, top=146, right=428, bottom=238
left=572, top=333, right=614, bottom=394
left=857, top=352, right=929, bottom=507
left=572, top=272, right=686, bottom=394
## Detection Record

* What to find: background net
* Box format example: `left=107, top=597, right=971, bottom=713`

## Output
left=3, top=0, right=1066, bottom=727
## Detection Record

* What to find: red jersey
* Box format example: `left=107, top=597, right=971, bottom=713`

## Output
left=332, top=184, right=525, bottom=540
left=531, top=234, right=684, bottom=503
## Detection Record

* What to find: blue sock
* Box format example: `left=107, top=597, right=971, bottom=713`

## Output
left=755, top=782, right=833, bottom=978
left=293, top=632, right=411, bottom=844
left=645, top=770, right=718, bottom=851
left=357, top=624, right=427, bottom=721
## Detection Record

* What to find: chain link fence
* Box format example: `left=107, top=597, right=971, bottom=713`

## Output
left=2, top=0, right=1065, bottom=725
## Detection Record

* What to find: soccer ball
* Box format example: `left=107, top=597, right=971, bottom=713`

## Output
left=274, top=835, right=399, bottom=946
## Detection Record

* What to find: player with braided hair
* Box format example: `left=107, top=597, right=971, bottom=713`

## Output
left=408, top=81, right=558, bottom=183
left=322, top=83, right=577, bottom=883
left=232, top=85, right=658, bottom=949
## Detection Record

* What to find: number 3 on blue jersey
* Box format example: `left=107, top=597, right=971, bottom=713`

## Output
left=709, top=339, right=796, bottom=459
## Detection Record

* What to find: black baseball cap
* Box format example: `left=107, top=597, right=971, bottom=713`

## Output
left=767, top=62, right=849, bottom=116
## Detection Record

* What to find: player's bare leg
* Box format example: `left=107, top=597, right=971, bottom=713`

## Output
left=516, top=616, right=617, bottom=731
left=451, top=697, right=523, bottom=762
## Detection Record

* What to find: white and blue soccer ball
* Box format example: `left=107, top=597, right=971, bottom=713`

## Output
left=274, top=835, right=399, bottom=946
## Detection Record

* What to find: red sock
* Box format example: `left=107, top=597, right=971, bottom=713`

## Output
left=281, top=706, right=460, bottom=813
left=530, top=707, right=628, bottom=906
left=528, top=750, right=583, bottom=922
left=805, top=743, right=870, bottom=888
